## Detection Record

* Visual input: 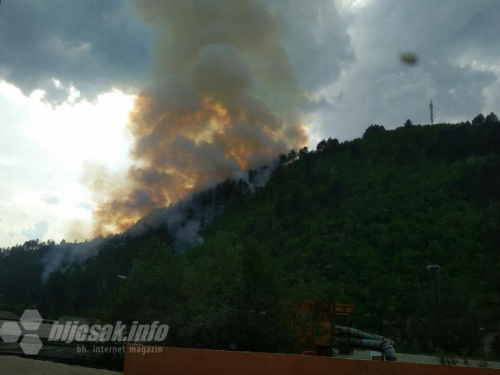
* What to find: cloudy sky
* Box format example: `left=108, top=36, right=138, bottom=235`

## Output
left=1, top=0, right=499, bottom=247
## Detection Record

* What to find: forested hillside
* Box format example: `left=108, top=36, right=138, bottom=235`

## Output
left=1, top=114, right=500, bottom=358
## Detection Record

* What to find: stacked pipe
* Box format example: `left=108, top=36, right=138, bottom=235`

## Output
left=334, top=325, right=397, bottom=361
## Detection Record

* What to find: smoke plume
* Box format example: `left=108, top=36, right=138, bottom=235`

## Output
left=41, top=238, right=103, bottom=283
left=89, top=0, right=311, bottom=236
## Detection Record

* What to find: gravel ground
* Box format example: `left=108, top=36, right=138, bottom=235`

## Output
left=0, top=356, right=122, bottom=375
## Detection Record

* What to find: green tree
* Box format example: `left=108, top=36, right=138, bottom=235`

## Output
left=472, top=113, right=485, bottom=125
left=363, top=124, right=386, bottom=139
left=485, top=112, right=499, bottom=125
left=111, top=237, right=185, bottom=328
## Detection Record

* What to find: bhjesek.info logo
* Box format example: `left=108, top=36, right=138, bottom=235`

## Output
left=0, top=308, right=169, bottom=355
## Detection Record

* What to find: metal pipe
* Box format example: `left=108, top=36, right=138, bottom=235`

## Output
left=336, top=337, right=397, bottom=361
left=334, top=325, right=393, bottom=344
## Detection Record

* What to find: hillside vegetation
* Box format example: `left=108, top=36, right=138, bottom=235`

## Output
left=1, top=114, right=500, bottom=358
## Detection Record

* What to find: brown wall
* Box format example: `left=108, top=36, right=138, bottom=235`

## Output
left=124, top=345, right=498, bottom=375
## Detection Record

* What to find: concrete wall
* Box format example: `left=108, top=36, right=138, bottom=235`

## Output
left=124, top=345, right=499, bottom=375
left=337, top=350, right=500, bottom=369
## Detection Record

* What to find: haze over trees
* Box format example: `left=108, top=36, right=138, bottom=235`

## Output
left=1, top=114, right=499, bottom=358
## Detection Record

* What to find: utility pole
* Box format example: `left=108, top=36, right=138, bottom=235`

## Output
left=430, top=100, right=434, bottom=125
left=427, top=264, right=441, bottom=347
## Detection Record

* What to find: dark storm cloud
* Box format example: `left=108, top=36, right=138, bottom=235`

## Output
left=0, top=0, right=149, bottom=104
left=315, top=0, right=500, bottom=141
left=270, top=0, right=354, bottom=91
left=1, top=0, right=495, bottom=149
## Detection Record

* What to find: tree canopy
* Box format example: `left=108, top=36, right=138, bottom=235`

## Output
left=1, top=118, right=500, bottom=359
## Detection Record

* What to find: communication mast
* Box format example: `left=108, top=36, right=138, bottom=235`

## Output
left=430, top=99, right=434, bottom=125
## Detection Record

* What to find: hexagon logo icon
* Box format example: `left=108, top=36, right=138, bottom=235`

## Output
left=0, top=321, right=22, bottom=343
left=20, top=309, right=43, bottom=331
left=20, top=334, right=43, bottom=356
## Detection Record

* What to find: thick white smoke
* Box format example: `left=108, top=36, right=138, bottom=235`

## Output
left=87, top=0, right=350, bottom=236
left=43, top=0, right=352, bottom=279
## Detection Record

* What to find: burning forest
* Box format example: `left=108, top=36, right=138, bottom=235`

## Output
left=87, top=0, right=312, bottom=237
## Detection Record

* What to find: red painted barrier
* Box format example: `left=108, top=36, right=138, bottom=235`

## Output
left=124, top=345, right=498, bottom=375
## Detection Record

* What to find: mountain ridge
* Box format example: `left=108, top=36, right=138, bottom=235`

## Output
left=1, top=117, right=499, bottom=358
